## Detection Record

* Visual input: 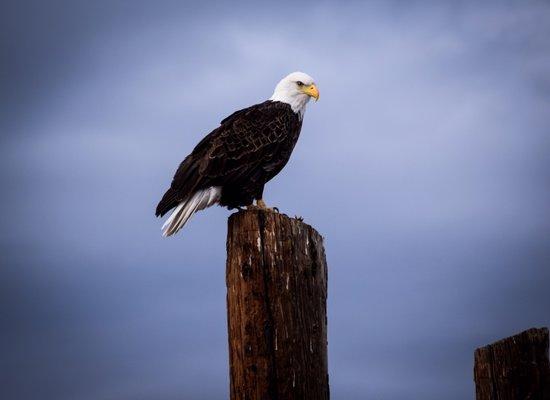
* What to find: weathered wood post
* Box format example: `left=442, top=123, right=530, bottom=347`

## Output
left=474, top=327, right=550, bottom=400
left=226, top=210, right=329, bottom=400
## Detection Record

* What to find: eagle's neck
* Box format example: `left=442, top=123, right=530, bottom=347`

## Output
left=269, top=92, right=309, bottom=119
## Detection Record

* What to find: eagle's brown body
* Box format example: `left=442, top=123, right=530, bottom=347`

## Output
left=156, top=100, right=302, bottom=216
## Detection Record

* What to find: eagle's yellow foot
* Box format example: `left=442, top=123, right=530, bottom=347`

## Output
left=253, top=199, right=279, bottom=213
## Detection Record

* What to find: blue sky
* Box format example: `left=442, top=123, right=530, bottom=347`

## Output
left=2, top=1, right=550, bottom=399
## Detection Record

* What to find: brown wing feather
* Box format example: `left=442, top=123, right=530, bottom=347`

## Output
left=156, top=101, right=301, bottom=216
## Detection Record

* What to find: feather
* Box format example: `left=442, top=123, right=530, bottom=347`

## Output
left=161, top=187, right=221, bottom=236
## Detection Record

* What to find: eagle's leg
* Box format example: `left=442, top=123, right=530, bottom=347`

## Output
left=246, top=186, right=278, bottom=212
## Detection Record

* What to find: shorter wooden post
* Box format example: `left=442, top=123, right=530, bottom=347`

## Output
left=474, top=327, right=550, bottom=400
left=226, top=210, right=329, bottom=400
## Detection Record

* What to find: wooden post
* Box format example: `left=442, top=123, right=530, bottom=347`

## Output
left=226, top=210, right=329, bottom=400
left=474, top=327, right=550, bottom=400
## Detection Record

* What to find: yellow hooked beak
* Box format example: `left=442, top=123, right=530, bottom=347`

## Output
left=302, top=84, right=320, bottom=101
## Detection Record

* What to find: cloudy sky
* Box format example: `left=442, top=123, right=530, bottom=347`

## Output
left=2, top=1, right=550, bottom=399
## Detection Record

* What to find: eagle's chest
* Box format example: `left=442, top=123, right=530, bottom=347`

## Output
left=257, top=115, right=302, bottom=180
left=261, top=112, right=302, bottom=157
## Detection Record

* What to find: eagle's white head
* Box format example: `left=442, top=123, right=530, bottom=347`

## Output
left=270, top=71, right=319, bottom=118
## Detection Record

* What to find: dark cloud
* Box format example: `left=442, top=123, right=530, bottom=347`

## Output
left=1, top=1, right=549, bottom=399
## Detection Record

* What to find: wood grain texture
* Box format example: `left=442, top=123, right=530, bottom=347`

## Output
left=226, top=210, right=329, bottom=400
left=474, top=327, right=550, bottom=400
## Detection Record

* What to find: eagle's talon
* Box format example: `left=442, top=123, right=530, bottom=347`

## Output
left=252, top=199, right=279, bottom=213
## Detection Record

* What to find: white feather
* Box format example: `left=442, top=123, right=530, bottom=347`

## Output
left=161, top=186, right=221, bottom=236
left=269, top=71, right=316, bottom=118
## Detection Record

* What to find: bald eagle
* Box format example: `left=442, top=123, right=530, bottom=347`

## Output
left=156, top=72, right=319, bottom=236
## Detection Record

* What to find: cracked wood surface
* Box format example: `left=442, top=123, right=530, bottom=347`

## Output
left=474, top=327, right=550, bottom=400
left=226, top=210, right=329, bottom=400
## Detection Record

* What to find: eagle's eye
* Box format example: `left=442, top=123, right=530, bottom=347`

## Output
left=296, top=81, right=304, bottom=86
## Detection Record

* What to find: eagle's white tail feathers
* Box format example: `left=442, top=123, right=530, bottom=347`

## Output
left=162, top=186, right=221, bottom=236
